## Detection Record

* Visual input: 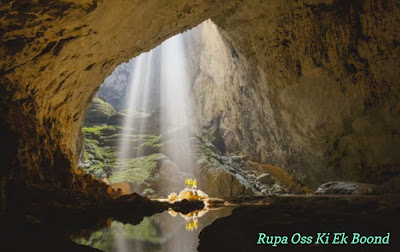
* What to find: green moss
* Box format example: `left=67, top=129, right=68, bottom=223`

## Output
left=82, top=123, right=166, bottom=182
left=142, top=134, right=163, bottom=149
left=194, top=134, right=224, bottom=171
left=83, top=125, right=117, bottom=136
left=82, top=125, right=119, bottom=179
left=84, top=96, right=117, bottom=125
left=197, top=155, right=221, bottom=170
left=109, top=153, right=166, bottom=185
left=203, top=128, right=217, bottom=143
left=76, top=219, right=164, bottom=251
left=196, top=136, right=217, bottom=158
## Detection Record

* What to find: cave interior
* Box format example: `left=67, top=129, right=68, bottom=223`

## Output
left=0, top=0, right=399, bottom=251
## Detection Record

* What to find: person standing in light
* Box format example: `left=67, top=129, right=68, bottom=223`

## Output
left=188, top=178, right=193, bottom=189
left=193, top=179, right=198, bottom=190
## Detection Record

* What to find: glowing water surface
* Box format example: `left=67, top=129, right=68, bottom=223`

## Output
left=74, top=206, right=235, bottom=252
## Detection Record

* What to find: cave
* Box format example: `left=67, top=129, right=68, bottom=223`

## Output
left=0, top=0, right=399, bottom=251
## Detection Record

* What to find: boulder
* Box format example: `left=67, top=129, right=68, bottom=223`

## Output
left=199, top=165, right=253, bottom=198
left=112, top=182, right=132, bottom=195
left=84, top=97, right=116, bottom=125
left=315, top=181, right=378, bottom=195
left=168, top=193, right=179, bottom=202
left=178, top=188, right=209, bottom=201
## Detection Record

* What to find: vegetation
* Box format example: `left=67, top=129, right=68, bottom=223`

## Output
left=109, top=153, right=166, bottom=185
left=196, top=135, right=222, bottom=170
left=82, top=121, right=166, bottom=189
left=76, top=219, right=164, bottom=251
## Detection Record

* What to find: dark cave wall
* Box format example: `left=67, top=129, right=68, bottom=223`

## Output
left=0, top=0, right=399, bottom=190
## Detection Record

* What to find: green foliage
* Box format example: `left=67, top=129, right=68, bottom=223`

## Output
left=195, top=134, right=223, bottom=170
left=82, top=121, right=167, bottom=182
left=142, top=134, right=163, bottom=149
left=109, top=153, right=166, bottom=185
left=82, top=125, right=120, bottom=179
left=202, top=128, right=217, bottom=143
left=83, top=125, right=117, bottom=137
left=76, top=219, right=164, bottom=251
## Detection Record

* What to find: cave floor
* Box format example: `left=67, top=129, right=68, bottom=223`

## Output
left=0, top=195, right=398, bottom=252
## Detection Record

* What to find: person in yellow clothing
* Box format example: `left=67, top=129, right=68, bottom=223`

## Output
left=193, top=217, right=199, bottom=230
left=185, top=177, right=189, bottom=188
left=188, top=178, right=193, bottom=189
left=193, top=179, right=198, bottom=190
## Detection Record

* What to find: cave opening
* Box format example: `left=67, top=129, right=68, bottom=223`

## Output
left=76, top=20, right=245, bottom=251
left=1, top=1, right=399, bottom=251
left=81, top=23, right=198, bottom=197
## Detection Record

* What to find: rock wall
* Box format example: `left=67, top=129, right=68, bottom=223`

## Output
left=0, top=0, right=399, bottom=190
left=189, top=1, right=400, bottom=187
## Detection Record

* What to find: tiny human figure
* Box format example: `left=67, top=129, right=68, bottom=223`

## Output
left=193, top=217, right=199, bottom=230
left=188, top=178, right=193, bottom=189
left=190, top=220, right=195, bottom=231
left=193, top=179, right=198, bottom=190
left=185, top=177, right=189, bottom=188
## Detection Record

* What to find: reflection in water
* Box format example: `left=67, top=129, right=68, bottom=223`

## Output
left=74, top=207, right=234, bottom=252
left=168, top=209, right=208, bottom=232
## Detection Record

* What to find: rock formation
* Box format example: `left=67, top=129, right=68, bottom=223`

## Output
left=84, top=97, right=116, bottom=125
left=0, top=0, right=399, bottom=200
left=187, top=4, right=400, bottom=188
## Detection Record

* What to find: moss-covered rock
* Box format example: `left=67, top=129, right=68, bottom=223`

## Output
left=108, top=110, right=160, bottom=134
left=109, top=153, right=166, bottom=185
left=84, top=97, right=116, bottom=125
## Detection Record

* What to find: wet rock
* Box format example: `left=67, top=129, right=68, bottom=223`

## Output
left=178, top=188, right=209, bottom=201
left=168, top=192, right=179, bottom=202
left=171, top=199, right=205, bottom=215
left=315, top=181, right=378, bottom=195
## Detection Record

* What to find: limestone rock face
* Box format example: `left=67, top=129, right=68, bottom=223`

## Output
left=200, top=165, right=253, bottom=198
left=0, top=0, right=399, bottom=194
left=189, top=2, right=400, bottom=188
